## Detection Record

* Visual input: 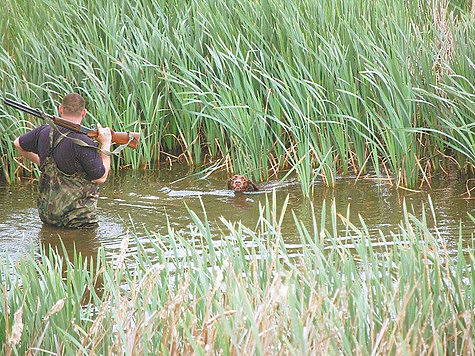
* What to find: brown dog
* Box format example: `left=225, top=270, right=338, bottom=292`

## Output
left=227, top=174, right=258, bottom=192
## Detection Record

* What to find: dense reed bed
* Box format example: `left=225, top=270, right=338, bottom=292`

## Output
left=1, top=195, right=474, bottom=354
left=0, top=0, right=474, bottom=192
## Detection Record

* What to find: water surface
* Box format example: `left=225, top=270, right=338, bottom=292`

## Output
left=0, top=165, right=473, bottom=262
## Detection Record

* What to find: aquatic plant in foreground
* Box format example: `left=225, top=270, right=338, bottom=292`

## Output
left=1, top=195, right=474, bottom=354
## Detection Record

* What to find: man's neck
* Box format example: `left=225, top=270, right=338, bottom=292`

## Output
left=61, top=115, right=83, bottom=125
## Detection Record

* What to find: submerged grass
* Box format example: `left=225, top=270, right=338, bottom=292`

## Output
left=1, top=194, right=474, bottom=354
left=0, top=0, right=474, bottom=191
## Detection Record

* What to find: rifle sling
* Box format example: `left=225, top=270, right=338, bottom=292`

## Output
left=46, top=116, right=132, bottom=157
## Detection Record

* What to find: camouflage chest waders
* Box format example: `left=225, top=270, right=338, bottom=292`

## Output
left=37, top=126, right=100, bottom=228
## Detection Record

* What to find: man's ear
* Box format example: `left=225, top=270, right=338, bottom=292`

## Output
left=82, top=108, right=87, bottom=118
left=58, top=105, right=64, bottom=116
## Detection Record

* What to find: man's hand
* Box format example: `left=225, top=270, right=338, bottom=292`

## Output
left=96, top=123, right=112, bottom=148
left=93, top=123, right=112, bottom=184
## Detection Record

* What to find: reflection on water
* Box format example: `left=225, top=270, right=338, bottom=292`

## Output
left=0, top=164, right=473, bottom=263
left=38, top=224, right=102, bottom=261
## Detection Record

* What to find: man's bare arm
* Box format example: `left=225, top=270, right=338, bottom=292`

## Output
left=14, top=137, right=40, bottom=165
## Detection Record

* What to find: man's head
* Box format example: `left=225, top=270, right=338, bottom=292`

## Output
left=59, top=93, right=86, bottom=120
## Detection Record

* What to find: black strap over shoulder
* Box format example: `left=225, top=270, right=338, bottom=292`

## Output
left=45, top=119, right=119, bottom=157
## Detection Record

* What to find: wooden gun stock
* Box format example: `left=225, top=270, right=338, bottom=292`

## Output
left=3, top=97, right=140, bottom=149
left=87, top=130, right=140, bottom=149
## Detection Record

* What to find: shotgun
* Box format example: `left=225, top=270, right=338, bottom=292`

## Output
left=2, top=97, right=140, bottom=149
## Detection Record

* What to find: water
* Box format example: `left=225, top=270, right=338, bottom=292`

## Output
left=0, top=164, right=473, bottom=262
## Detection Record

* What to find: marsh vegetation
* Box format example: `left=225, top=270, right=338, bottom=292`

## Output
left=0, top=0, right=474, bottom=194
left=0, top=0, right=474, bottom=354
left=1, top=197, right=474, bottom=354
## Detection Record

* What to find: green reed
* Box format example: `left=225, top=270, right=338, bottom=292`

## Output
left=1, top=193, right=474, bottom=354
left=0, top=0, right=473, bottom=191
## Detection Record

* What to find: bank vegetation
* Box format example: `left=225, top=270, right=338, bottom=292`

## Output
left=0, top=0, right=474, bottom=195
left=1, top=196, right=474, bottom=354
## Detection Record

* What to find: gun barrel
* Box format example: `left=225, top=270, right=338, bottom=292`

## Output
left=2, top=97, right=140, bottom=149
left=3, top=98, right=46, bottom=119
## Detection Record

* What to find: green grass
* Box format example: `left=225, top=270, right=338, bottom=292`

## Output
left=1, top=194, right=474, bottom=354
left=0, top=0, right=473, bottom=192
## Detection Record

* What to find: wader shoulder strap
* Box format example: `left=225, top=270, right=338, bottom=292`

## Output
left=46, top=125, right=73, bottom=157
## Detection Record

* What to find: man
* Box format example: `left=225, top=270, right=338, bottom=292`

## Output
left=13, top=93, right=112, bottom=228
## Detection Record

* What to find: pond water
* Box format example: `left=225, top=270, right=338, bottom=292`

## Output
left=0, top=164, right=473, bottom=263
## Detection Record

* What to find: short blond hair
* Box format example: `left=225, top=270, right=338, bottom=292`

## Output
left=61, top=93, right=85, bottom=116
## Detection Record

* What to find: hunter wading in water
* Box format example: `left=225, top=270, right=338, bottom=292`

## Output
left=13, top=93, right=112, bottom=228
